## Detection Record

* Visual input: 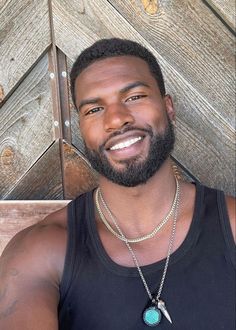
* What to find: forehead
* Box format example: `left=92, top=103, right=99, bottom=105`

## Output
left=74, top=56, right=158, bottom=99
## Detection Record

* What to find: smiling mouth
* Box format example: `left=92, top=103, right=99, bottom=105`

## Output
left=109, top=136, right=142, bottom=151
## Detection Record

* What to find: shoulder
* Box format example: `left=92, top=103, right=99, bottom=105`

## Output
left=0, top=205, right=68, bottom=287
left=0, top=206, right=69, bottom=327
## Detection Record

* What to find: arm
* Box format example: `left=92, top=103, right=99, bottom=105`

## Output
left=0, top=213, right=67, bottom=330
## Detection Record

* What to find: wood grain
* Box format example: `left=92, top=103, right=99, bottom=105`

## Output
left=0, top=55, right=55, bottom=198
left=63, top=141, right=98, bottom=200
left=53, top=0, right=235, bottom=122
left=205, top=0, right=235, bottom=30
left=108, top=0, right=235, bottom=125
left=0, top=200, right=69, bottom=255
left=141, top=0, right=158, bottom=15
left=4, top=141, right=63, bottom=200
left=66, top=58, right=85, bottom=153
left=167, top=67, right=235, bottom=195
left=0, top=0, right=51, bottom=100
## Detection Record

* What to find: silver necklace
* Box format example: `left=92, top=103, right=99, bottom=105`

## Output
left=96, top=178, right=179, bottom=243
left=95, top=179, right=180, bottom=326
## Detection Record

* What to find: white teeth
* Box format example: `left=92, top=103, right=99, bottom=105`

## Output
left=110, top=136, right=142, bottom=150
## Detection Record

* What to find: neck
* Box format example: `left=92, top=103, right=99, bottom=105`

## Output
left=97, top=159, right=177, bottom=237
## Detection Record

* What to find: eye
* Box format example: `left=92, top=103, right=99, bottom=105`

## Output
left=125, top=94, right=147, bottom=102
left=85, top=107, right=103, bottom=116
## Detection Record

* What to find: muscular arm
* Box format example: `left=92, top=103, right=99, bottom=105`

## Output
left=0, top=209, right=67, bottom=330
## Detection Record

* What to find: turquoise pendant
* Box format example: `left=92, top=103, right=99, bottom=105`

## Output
left=143, top=306, right=162, bottom=326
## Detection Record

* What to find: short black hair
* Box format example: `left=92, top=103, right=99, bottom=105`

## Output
left=70, top=38, right=166, bottom=107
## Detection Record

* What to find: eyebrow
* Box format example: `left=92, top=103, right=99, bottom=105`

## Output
left=119, top=81, right=150, bottom=93
left=77, top=81, right=150, bottom=111
left=78, top=97, right=100, bottom=111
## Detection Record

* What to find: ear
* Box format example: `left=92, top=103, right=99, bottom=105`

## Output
left=164, top=94, right=175, bottom=123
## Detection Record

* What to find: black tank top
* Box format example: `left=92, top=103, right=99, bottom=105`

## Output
left=58, top=184, right=235, bottom=330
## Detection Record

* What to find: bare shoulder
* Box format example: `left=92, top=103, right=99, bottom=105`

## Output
left=225, top=195, right=236, bottom=243
left=1, top=205, right=68, bottom=283
left=0, top=205, right=68, bottom=328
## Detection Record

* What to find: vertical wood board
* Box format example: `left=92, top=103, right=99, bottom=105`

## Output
left=66, top=58, right=85, bottom=153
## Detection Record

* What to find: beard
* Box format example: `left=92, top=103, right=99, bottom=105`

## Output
left=84, top=118, right=175, bottom=187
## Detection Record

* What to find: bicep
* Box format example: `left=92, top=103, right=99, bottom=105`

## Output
left=0, top=226, right=62, bottom=330
left=0, top=279, right=59, bottom=329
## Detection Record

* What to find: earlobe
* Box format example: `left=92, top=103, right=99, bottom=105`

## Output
left=164, top=94, right=176, bottom=122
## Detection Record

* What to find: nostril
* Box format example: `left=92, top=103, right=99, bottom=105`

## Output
left=123, top=121, right=131, bottom=126
left=104, top=108, right=135, bottom=131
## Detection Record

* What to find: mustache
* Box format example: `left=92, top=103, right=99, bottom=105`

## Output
left=99, top=125, right=153, bottom=151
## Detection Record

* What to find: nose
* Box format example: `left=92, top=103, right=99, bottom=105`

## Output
left=104, top=103, right=135, bottom=132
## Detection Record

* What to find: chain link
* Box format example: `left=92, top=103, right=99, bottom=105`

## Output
left=97, top=180, right=179, bottom=243
left=95, top=178, right=180, bottom=303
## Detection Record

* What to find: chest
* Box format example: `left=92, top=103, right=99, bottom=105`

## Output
left=59, top=253, right=235, bottom=330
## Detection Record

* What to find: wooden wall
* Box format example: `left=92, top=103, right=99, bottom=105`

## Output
left=0, top=0, right=235, bottom=200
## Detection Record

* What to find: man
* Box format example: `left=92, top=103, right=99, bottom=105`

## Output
left=0, top=38, right=235, bottom=330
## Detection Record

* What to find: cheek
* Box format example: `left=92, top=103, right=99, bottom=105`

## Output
left=80, top=120, right=104, bottom=149
left=135, top=105, right=165, bottom=126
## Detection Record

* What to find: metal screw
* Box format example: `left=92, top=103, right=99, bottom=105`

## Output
left=65, top=120, right=70, bottom=127
left=54, top=121, right=59, bottom=127
left=61, top=71, right=67, bottom=78
left=49, top=72, right=55, bottom=79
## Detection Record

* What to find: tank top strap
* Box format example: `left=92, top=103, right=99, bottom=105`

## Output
left=217, top=190, right=236, bottom=268
left=59, top=191, right=93, bottom=306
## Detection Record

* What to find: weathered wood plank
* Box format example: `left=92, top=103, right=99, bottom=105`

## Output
left=108, top=0, right=234, bottom=125
left=4, top=141, right=63, bottom=200
left=205, top=0, right=235, bottom=30
left=168, top=68, right=235, bottom=195
left=66, top=58, right=85, bottom=152
left=0, top=200, right=69, bottom=255
left=63, top=141, right=98, bottom=200
left=0, top=55, right=55, bottom=198
left=53, top=0, right=235, bottom=123
left=0, top=0, right=51, bottom=101
left=52, top=0, right=235, bottom=194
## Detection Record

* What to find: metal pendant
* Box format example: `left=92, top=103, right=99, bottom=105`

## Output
left=143, top=306, right=162, bottom=327
left=158, top=300, right=172, bottom=324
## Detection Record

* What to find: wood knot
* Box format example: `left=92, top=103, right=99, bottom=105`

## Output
left=0, top=84, right=4, bottom=103
left=1, top=147, right=14, bottom=165
left=141, top=0, right=158, bottom=15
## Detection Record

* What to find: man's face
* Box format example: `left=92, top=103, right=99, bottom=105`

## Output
left=74, top=56, right=175, bottom=187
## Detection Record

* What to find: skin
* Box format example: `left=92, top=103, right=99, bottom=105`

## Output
left=0, top=56, right=235, bottom=329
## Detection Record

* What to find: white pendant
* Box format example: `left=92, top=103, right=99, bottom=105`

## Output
left=158, top=300, right=172, bottom=324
